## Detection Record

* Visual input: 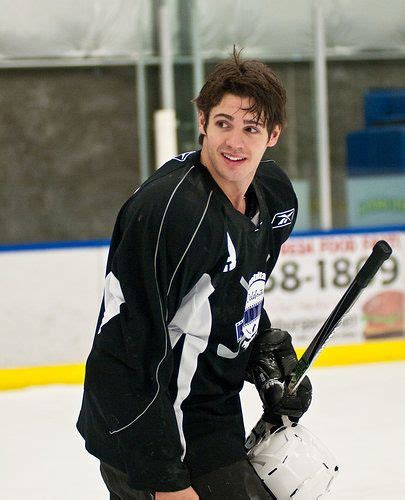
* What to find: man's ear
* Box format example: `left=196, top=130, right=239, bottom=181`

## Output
left=267, top=125, right=282, bottom=148
left=198, top=111, right=207, bottom=137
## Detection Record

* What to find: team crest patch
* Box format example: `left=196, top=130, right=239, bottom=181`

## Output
left=272, top=208, right=295, bottom=228
left=235, top=272, right=265, bottom=344
left=216, top=272, right=266, bottom=359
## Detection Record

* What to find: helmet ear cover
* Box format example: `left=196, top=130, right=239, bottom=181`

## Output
left=248, top=422, right=339, bottom=499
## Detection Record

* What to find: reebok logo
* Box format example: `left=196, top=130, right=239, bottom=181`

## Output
left=272, top=208, right=295, bottom=228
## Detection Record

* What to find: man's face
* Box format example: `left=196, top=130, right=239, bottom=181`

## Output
left=199, top=93, right=281, bottom=192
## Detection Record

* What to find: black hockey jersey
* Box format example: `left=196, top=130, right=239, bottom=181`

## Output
left=77, top=150, right=297, bottom=492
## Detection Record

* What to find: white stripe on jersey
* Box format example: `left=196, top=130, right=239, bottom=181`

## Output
left=97, top=272, right=125, bottom=334
left=168, top=273, right=215, bottom=459
left=110, top=165, right=213, bottom=435
left=167, top=190, right=213, bottom=299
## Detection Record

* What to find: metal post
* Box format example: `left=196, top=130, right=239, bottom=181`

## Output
left=159, top=0, right=175, bottom=109
left=136, top=58, right=150, bottom=183
left=313, top=0, right=332, bottom=230
left=191, top=0, right=205, bottom=145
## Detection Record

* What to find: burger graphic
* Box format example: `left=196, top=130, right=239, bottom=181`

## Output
left=363, top=290, right=404, bottom=340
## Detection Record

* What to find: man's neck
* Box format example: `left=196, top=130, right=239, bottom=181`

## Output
left=212, top=174, right=249, bottom=214
left=200, top=151, right=251, bottom=214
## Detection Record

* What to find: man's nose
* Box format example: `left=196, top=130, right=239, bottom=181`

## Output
left=225, top=129, right=244, bottom=150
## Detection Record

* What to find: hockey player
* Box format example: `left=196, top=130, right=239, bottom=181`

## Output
left=77, top=49, right=312, bottom=499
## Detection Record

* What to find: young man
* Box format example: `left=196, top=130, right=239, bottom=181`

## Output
left=77, top=51, right=312, bottom=499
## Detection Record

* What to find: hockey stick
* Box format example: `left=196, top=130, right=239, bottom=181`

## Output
left=245, top=240, right=392, bottom=451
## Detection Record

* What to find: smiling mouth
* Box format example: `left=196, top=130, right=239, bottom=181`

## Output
left=221, top=153, right=247, bottom=163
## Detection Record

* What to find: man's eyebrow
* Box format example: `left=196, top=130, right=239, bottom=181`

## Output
left=244, top=119, right=265, bottom=127
left=213, top=113, right=234, bottom=121
left=213, top=113, right=264, bottom=127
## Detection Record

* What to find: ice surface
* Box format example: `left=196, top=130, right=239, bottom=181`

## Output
left=242, top=362, right=405, bottom=500
left=1, top=362, right=404, bottom=499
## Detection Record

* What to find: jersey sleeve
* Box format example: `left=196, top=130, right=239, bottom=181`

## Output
left=84, top=182, right=222, bottom=491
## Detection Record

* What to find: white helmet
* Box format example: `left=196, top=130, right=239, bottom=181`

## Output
left=248, top=421, right=339, bottom=499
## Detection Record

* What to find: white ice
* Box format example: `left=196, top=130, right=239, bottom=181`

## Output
left=1, top=362, right=404, bottom=499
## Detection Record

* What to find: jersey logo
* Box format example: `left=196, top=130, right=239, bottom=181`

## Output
left=217, top=272, right=266, bottom=359
left=173, top=151, right=195, bottom=162
left=272, top=208, right=295, bottom=228
left=223, top=232, right=237, bottom=272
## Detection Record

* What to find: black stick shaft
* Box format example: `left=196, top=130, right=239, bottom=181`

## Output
left=288, top=240, right=392, bottom=392
left=245, top=240, right=392, bottom=452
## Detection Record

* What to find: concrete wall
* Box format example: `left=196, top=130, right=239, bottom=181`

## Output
left=0, top=67, right=138, bottom=244
left=0, top=60, right=404, bottom=245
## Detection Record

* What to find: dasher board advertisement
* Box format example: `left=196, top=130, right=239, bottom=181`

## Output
left=264, top=231, right=404, bottom=346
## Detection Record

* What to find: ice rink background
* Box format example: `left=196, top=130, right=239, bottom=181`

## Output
left=1, top=361, right=404, bottom=499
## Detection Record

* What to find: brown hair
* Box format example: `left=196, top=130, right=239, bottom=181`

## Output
left=194, top=48, right=286, bottom=145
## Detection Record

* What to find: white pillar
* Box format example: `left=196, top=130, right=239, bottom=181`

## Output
left=154, top=109, right=178, bottom=167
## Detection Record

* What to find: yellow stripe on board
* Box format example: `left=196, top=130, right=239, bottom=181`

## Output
left=0, top=364, right=85, bottom=391
left=296, top=339, right=405, bottom=367
left=1, top=340, right=405, bottom=391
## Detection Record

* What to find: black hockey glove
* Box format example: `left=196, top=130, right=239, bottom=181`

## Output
left=246, top=328, right=312, bottom=425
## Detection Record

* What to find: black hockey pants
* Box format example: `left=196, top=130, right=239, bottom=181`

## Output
left=100, top=460, right=275, bottom=499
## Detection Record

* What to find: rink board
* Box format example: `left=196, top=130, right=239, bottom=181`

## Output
left=1, top=339, right=405, bottom=390
left=0, top=227, right=404, bottom=390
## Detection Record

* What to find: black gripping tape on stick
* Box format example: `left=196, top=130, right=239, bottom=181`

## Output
left=356, top=240, right=392, bottom=289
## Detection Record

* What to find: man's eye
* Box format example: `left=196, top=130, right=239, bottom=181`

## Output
left=216, top=121, right=229, bottom=128
left=245, top=126, right=259, bottom=134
